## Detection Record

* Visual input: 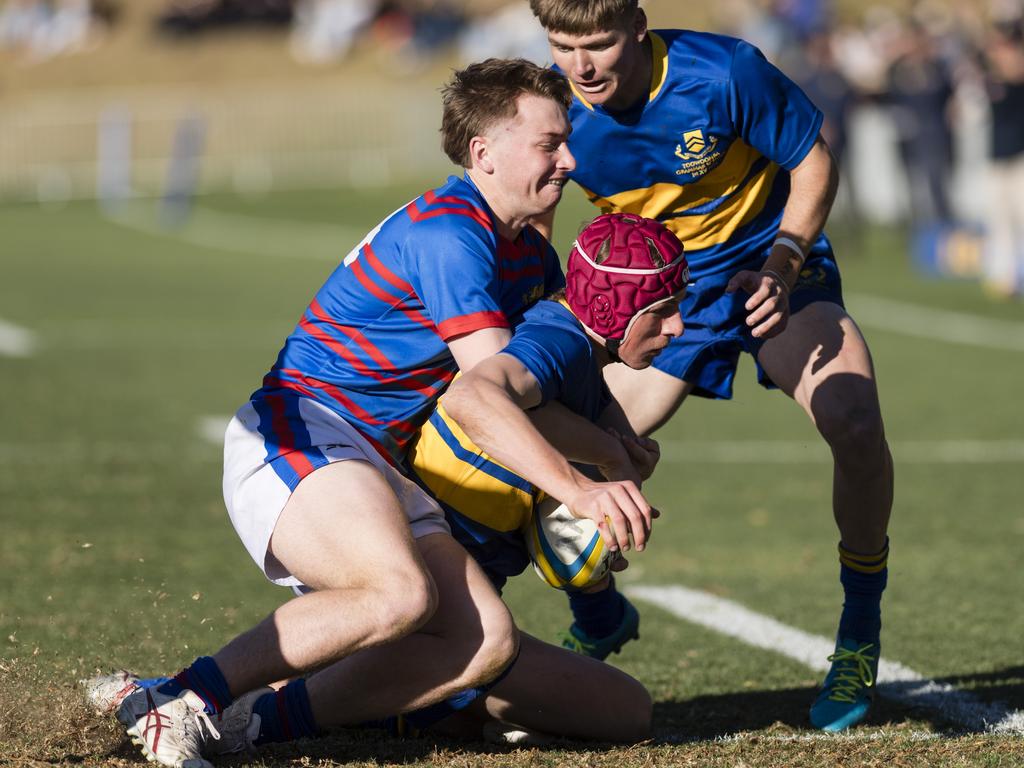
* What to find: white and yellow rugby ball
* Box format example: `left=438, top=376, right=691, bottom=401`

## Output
left=525, top=496, right=617, bottom=590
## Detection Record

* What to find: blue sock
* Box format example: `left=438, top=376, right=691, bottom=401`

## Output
left=838, top=538, right=889, bottom=644
left=155, top=656, right=233, bottom=715
left=137, top=676, right=170, bottom=689
left=567, top=577, right=625, bottom=638
left=253, top=679, right=318, bottom=745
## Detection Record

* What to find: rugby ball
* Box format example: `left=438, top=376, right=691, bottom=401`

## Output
left=525, top=496, right=617, bottom=590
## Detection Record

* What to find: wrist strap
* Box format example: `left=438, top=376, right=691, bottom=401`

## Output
left=773, top=236, right=806, bottom=262
left=761, top=268, right=790, bottom=294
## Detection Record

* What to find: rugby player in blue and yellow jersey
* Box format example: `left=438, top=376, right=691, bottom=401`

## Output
left=403, top=212, right=689, bottom=743
left=529, top=0, right=895, bottom=732
left=95, top=59, right=659, bottom=768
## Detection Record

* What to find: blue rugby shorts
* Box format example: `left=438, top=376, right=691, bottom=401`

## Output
left=652, top=245, right=844, bottom=399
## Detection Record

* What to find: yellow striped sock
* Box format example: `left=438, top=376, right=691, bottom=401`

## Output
left=838, top=539, right=889, bottom=574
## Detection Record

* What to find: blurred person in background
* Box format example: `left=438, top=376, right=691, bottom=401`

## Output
left=979, top=8, right=1024, bottom=299
left=884, top=17, right=957, bottom=227
left=791, top=28, right=860, bottom=224
left=0, top=0, right=116, bottom=60
left=155, top=0, right=292, bottom=37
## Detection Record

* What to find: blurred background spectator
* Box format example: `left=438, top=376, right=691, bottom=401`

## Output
left=978, top=4, right=1024, bottom=299
left=0, top=0, right=117, bottom=61
left=154, top=0, right=293, bottom=38
left=883, top=16, right=957, bottom=227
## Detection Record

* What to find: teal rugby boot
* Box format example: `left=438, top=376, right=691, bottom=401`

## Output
left=810, top=637, right=880, bottom=731
left=560, top=595, right=640, bottom=661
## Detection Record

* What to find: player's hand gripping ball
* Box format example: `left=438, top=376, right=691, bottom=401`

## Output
left=525, top=496, right=620, bottom=590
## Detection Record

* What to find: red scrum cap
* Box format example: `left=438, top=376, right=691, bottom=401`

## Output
left=566, top=213, right=689, bottom=348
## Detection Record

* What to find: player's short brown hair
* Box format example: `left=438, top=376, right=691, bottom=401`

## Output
left=440, top=58, right=571, bottom=168
left=529, top=0, right=638, bottom=35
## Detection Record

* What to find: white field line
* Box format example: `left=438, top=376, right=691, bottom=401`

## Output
left=107, top=205, right=362, bottom=261
left=663, top=729, right=941, bottom=745
left=658, top=439, right=1024, bottom=464
left=846, top=293, right=1024, bottom=353
left=197, top=415, right=231, bottom=446
left=0, top=318, right=37, bottom=357
left=627, top=585, right=1024, bottom=735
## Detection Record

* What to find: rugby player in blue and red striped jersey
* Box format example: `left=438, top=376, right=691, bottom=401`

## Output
left=101, top=59, right=658, bottom=767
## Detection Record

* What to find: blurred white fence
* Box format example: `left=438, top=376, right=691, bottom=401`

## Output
left=0, top=81, right=988, bottom=225
left=0, top=81, right=453, bottom=202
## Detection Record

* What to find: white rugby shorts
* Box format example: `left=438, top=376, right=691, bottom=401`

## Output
left=223, top=397, right=448, bottom=588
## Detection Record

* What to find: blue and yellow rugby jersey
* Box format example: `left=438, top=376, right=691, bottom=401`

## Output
left=560, top=30, right=825, bottom=278
left=249, top=174, right=564, bottom=475
left=408, top=299, right=610, bottom=584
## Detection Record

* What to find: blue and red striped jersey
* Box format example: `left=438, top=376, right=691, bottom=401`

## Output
left=249, top=174, right=565, bottom=466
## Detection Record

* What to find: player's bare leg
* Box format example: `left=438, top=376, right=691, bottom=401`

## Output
left=301, top=532, right=519, bottom=727
left=438, top=632, right=652, bottom=744
left=116, top=459, right=442, bottom=766
left=757, top=299, right=893, bottom=731
left=756, top=300, right=893, bottom=553
left=213, top=459, right=440, bottom=694
left=602, top=361, right=695, bottom=436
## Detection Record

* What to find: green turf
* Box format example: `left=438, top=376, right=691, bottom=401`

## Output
left=1, top=185, right=1022, bottom=766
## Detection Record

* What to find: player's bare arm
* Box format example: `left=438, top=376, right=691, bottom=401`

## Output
left=527, top=400, right=644, bottom=486
left=597, top=398, right=660, bottom=481
left=443, top=353, right=654, bottom=552
left=726, top=134, right=839, bottom=339
left=449, top=329, right=645, bottom=484
left=446, top=326, right=513, bottom=373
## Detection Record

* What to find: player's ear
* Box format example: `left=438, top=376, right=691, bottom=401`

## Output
left=633, top=7, right=647, bottom=41
left=468, top=135, right=495, bottom=174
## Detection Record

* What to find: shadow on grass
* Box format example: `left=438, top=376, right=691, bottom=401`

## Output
left=651, top=665, right=1024, bottom=740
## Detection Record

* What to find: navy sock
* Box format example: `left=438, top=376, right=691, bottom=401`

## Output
left=838, top=538, right=889, bottom=643
left=567, top=577, right=625, bottom=638
left=253, top=679, right=319, bottom=745
left=155, top=656, right=233, bottom=715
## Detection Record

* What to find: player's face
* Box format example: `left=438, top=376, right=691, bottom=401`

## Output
left=546, top=12, right=649, bottom=111
left=616, top=293, right=685, bottom=369
left=485, top=93, right=575, bottom=222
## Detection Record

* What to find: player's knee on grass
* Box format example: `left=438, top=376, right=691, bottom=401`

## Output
left=592, top=672, right=652, bottom=743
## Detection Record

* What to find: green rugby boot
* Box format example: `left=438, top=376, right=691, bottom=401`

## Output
left=810, top=637, right=879, bottom=731
left=560, top=596, right=640, bottom=661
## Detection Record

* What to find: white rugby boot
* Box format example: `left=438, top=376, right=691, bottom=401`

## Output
left=117, top=686, right=218, bottom=768
left=81, top=669, right=141, bottom=715
left=204, top=687, right=270, bottom=758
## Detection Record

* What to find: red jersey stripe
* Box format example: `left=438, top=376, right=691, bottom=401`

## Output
left=270, top=371, right=419, bottom=436
left=362, top=242, right=414, bottom=295
left=500, top=264, right=546, bottom=282
left=436, top=310, right=509, bottom=340
left=351, top=258, right=404, bottom=305
left=415, top=206, right=493, bottom=230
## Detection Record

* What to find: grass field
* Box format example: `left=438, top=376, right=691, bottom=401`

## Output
left=1, top=182, right=1023, bottom=767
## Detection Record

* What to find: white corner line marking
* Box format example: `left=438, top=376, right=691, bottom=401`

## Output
left=196, top=415, right=231, bottom=446
left=847, top=293, right=1024, bottom=352
left=627, top=584, right=1024, bottom=735
left=0, top=318, right=37, bottom=357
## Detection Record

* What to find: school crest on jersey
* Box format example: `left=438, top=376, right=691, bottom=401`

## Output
left=675, top=128, right=721, bottom=178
